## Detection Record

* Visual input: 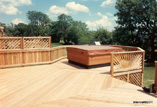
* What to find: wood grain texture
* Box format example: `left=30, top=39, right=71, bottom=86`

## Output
left=0, top=37, right=51, bottom=49
left=0, top=47, right=65, bottom=68
left=0, top=59, right=157, bottom=107
left=110, top=51, right=145, bottom=87
left=67, top=46, right=122, bottom=66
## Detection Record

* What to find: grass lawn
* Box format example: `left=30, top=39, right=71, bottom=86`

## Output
left=143, top=66, right=155, bottom=88
left=51, top=43, right=63, bottom=47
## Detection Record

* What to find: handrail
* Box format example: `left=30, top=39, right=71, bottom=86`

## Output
left=110, top=46, right=145, bottom=87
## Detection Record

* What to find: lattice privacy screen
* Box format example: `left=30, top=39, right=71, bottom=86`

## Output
left=24, top=38, right=50, bottom=49
left=115, top=72, right=142, bottom=87
left=0, top=38, right=21, bottom=49
left=0, top=37, right=51, bottom=49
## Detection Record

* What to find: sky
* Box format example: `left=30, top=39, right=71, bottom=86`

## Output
left=0, top=0, right=118, bottom=31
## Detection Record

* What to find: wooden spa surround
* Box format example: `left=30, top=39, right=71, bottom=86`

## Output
left=67, top=46, right=122, bottom=68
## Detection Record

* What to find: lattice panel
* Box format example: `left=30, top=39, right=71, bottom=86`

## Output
left=114, top=74, right=127, bottom=82
left=113, top=52, right=143, bottom=71
left=114, top=72, right=142, bottom=87
left=129, top=72, right=142, bottom=87
left=24, top=38, right=49, bottom=49
left=0, top=38, right=21, bottom=49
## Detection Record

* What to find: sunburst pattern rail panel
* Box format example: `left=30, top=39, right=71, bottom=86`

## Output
left=111, top=51, right=145, bottom=87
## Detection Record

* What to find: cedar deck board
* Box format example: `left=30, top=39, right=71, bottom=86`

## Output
left=0, top=59, right=157, bottom=107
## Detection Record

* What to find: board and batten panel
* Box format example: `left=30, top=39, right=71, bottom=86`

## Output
left=0, top=51, right=22, bottom=67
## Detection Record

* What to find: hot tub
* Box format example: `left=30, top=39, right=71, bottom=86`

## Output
left=67, top=46, right=122, bottom=68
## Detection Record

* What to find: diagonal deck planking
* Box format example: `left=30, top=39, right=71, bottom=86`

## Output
left=0, top=59, right=157, bottom=107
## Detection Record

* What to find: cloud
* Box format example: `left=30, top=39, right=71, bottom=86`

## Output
left=1, top=5, right=19, bottom=15
left=0, top=0, right=32, bottom=15
left=106, top=12, right=113, bottom=16
left=48, top=2, right=89, bottom=18
left=12, top=18, right=24, bottom=24
left=66, top=2, right=89, bottom=13
left=86, top=12, right=112, bottom=31
left=49, top=5, right=69, bottom=16
left=100, top=0, right=114, bottom=7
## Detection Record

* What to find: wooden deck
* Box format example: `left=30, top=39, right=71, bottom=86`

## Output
left=0, top=59, right=157, bottom=107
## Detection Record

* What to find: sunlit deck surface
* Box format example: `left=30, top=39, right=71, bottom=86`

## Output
left=1, top=59, right=157, bottom=107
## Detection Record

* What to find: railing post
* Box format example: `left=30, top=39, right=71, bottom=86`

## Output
left=154, top=61, right=157, bottom=93
left=142, top=51, right=145, bottom=73
left=21, top=37, right=24, bottom=49
left=141, top=51, right=145, bottom=87
left=49, top=37, right=51, bottom=48
left=21, top=37, right=25, bottom=67
left=49, top=49, right=52, bottom=64
left=63, top=47, right=66, bottom=57
left=110, top=53, right=114, bottom=77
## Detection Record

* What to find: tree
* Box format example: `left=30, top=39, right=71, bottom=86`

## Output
left=78, top=31, right=95, bottom=45
left=94, top=28, right=112, bottom=44
left=57, top=14, right=92, bottom=44
left=114, top=0, right=157, bottom=62
left=49, top=21, right=62, bottom=42
left=57, top=14, right=73, bottom=44
left=68, top=21, right=89, bottom=44
left=4, top=23, right=15, bottom=36
left=13, top=23, right=28, bottom=36
left=27, top=11, right=51, bottom=36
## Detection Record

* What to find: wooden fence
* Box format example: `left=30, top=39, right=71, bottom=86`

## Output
left=110, top=46, right=145, bottom=87
left=0, top=37, right=51, bottom=49
left=0, top=37, right=66, bottom=68
left=0, top=47, right=65, bottom=68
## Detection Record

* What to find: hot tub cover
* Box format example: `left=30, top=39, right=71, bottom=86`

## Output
left=67, top=46, right=122, bottom=56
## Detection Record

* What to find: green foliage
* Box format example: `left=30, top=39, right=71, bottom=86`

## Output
left=27, top=11, right=51, bottom=36
left=94, top=28, right=112, bottom=45
left=27, top=11, right=50, bottom=26
left=114, top=0, right=157, bottom=62
left=4, top=23, right=15, bottom=36
left=13, top=23, right=28, bottom=36
left=78, top=31, right=95, bottom=45
left=1, top=12, right=111, bottom=46
left=67, top=21, right=89, bottom=44
left=57, top=14, right=73, bottom=44
left=49, top=21, right=61, bottom=42
left=51, top=14, right=93, bottom=45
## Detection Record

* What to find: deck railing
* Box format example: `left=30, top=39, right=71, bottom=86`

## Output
left=0, top=37, right=66, bottom=68
left=0, top=47, right=66, bottom=68
left=0, top=42, right=145, bottom=87
left=0, top=37, right=51, bottom=49
left=110, top=46, right=145, bottom=87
